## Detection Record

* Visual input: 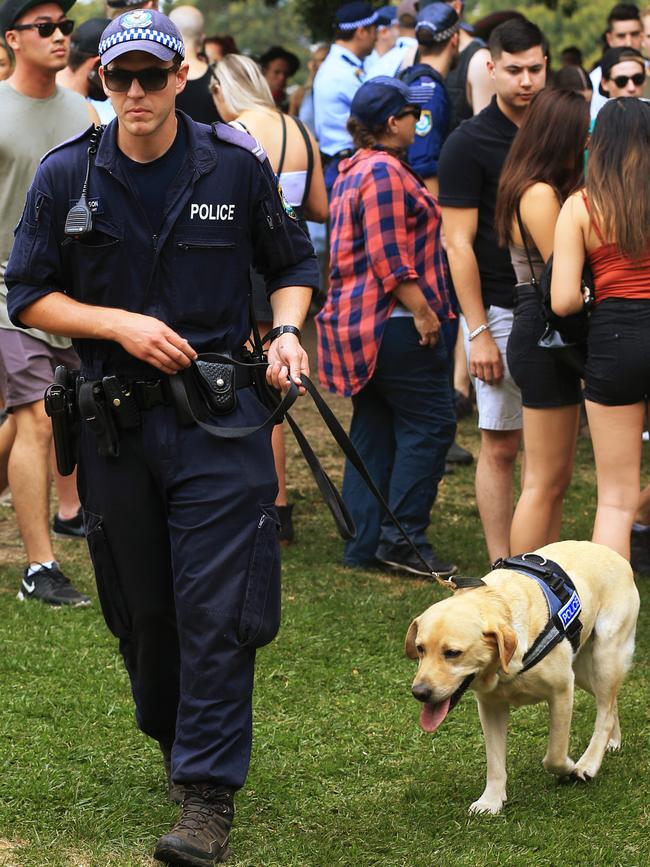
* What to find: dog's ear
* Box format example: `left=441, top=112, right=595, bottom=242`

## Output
left=483, top=624, right=517, bottom=673
left=405, top=619, right=419, bottom=660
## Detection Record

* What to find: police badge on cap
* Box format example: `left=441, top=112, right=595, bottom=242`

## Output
left=98, top=8, right=185, bottom=65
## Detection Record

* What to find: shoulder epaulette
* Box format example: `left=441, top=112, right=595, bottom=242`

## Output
left=211, top=121, right=267, bottom=164
left=41, top=124, right=95, bottom=163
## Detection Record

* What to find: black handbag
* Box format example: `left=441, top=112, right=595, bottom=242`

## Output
left=516, top=206, right=593, bottom=377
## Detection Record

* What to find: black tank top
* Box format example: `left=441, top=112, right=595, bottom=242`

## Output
left=445, top=39, right=485, bottom=132
left=175, top=67, right=220, bottom=125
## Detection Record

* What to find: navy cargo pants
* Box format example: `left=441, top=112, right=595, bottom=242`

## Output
left=76, top=387, right=280, bottom=790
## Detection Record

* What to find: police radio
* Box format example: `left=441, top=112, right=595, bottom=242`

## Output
left=64, top=125, right=105, bottom=237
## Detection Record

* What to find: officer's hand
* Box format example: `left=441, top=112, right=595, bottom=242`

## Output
left=469, top=330, right=503, bottom=385
left=266, top=334, right=309, bottom=395
left=113, top=312, right=197, bottom=374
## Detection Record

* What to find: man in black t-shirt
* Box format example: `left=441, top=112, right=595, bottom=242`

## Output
left=438, top=18, right=546, bottom=562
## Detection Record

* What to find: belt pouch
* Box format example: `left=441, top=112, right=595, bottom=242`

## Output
left=172, top=358, right=237, bottom=426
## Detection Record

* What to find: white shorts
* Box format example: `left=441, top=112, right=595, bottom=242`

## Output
left=462, top=306, right=522, bottom=431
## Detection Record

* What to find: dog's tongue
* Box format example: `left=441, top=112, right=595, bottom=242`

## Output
left=419, top=698, right=451, bottom=733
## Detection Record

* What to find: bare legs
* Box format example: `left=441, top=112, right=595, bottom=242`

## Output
left=510, top=405, right=580, bottom=553
left=475, top=428, right=522, bottom=562
left=587, top=399, right=645, bottom=560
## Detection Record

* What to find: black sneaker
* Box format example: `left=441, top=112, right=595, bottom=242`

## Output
left=154, top=783, right=234, bottom=866
left=630, top=529, right=650, bottom=576
left=161, top=744, right=186, bottom=805
left=375, top=544, right=457, bottom=579
left=17, top=563, right=91, bottom=607
left=446, top=441, right=474, bottom=465
left=277, top=504, right=294, bottom=546
left=52, top=509, right=85, bottom=539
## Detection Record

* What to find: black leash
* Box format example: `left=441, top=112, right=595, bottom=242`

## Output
left=172, top=349, right=453, bottom=588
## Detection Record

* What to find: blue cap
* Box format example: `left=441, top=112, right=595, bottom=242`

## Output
left=335, top=2, right=378, bottom=30
left=416, top=2, right=460, bottom=41
left=99, top=9, right=185, bottom=66
left=376, top=5, right=397, bottom=27
left=350, top=75, right=428, bottom=126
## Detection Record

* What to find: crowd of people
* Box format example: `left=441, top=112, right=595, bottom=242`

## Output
left=1, top=0, right=650, bottom=864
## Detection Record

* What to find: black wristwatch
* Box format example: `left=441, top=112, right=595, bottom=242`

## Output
left=264, top=325, right=302, bottom=344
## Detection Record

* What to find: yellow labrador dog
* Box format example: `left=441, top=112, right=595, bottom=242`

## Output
left=405, top=541, right=639, bottom=815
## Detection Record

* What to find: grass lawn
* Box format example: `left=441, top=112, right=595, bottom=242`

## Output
left=0, top=386, right=648, bottom=867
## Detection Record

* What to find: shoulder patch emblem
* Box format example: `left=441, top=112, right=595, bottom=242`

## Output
left=278, top=181, right=297, bottom=220
left=415, top=110, right=432, bottom=137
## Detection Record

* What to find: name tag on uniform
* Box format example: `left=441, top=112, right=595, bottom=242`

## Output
left=190, top=203, right=236, bottom=221
left=69, top=198, right=104, bottom=214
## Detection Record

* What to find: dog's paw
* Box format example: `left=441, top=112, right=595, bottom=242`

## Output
left=468, top=797, right=506, bottom=815
left=543, top=756, right=576, bottom=777
left=606, top=737, right=621, bottom=752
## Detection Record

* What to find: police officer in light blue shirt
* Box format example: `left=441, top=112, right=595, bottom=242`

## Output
left=313, top=1, right=377, bottom=194
left=365, top=5, right=397, bottom=78
left=369, top=0, right=419, bottom=78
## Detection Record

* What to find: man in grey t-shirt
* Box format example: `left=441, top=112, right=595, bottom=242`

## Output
left=0, top=0, right=94, bottom=606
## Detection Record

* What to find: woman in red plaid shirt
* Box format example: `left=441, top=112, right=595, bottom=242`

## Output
left=316, top=77, right=457, bottom=577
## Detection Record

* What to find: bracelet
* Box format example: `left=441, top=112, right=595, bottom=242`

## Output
left=263, top=325, right=302, bottom=344
left=468, top=323, right=490, bottom=342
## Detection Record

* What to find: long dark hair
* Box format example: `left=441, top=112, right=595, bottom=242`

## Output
left=586, top=98, right=650, bottom=259
left=495, top=88, right=589, bottom=247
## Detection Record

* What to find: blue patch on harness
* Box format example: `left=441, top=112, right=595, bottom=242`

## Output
left=558, top=591, right=581, bottom=629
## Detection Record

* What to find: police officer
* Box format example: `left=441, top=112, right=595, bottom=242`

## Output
left=400, top=2, right=461, bottom=198
left=313, top=1, right=378, bottom=195
left=6, top=9, right=319, bottom=867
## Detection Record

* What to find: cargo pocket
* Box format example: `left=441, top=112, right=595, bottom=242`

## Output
left=238, top=507, right=281, bottom=648
left=84, top=511, right=132, bottom=639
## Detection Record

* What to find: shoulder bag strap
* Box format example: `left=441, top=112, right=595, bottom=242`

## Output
left=277, top=111, right=288, bottom=177
left=515, top=203, right=538, bottom=286
left=292, top=116, right=314, bottom=209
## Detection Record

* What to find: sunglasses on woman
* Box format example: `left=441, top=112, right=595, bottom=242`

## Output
left=103, top=64, right=180, bottom=93
left=12, top=19, right=74, bottom=37
left=395, top=108, right=421, bottom=120
left=611, top=72, right=646, bottom=88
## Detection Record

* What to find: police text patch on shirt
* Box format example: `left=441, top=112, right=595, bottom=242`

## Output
left=190, top=203, right=236, bottom=221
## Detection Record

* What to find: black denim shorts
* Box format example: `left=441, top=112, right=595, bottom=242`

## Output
left=506, top=285, right=582, bottom=409
left=584, top=298, right=650, bottom=405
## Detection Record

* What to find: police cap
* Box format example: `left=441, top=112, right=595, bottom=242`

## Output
left=335, top=2, right=378, bottom=31
left=0, top=0, right=75, bottom=35
left=416, top=2, right=460, bottom=43
left=376, top=5, right=397, bottom=28
left=98, top=8, right=184, bottom=66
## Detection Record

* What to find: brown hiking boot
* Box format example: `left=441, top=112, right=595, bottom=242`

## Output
left=160, top=745, right=185, bottom=805
left=153, top=783, right=234, bottom=866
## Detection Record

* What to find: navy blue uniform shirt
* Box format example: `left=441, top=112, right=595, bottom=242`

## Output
left=401, top=64, right=450, bottom=180
left=6, top=112, right=319, bottom=378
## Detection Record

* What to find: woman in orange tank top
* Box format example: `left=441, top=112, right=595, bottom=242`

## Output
left=551, top=97, right=650, bottom=563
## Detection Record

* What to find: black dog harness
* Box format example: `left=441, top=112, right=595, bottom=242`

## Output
left=454, top=553, right=583, bottom=675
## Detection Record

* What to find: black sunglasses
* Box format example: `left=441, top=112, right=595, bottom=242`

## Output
left=611, top=72, right=646, bottom=88
left=13, top=19, right=74, bottom=37
left=103, top=64, right=180, bottom=93
left=396, top=108, right=421, bottom=120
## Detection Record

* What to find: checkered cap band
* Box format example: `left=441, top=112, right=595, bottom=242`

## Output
left=99, top=27, right=185, bottom=59
left=338, top=11, right=379, bottom=30
left=415, top=20, right=459, bottom=41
